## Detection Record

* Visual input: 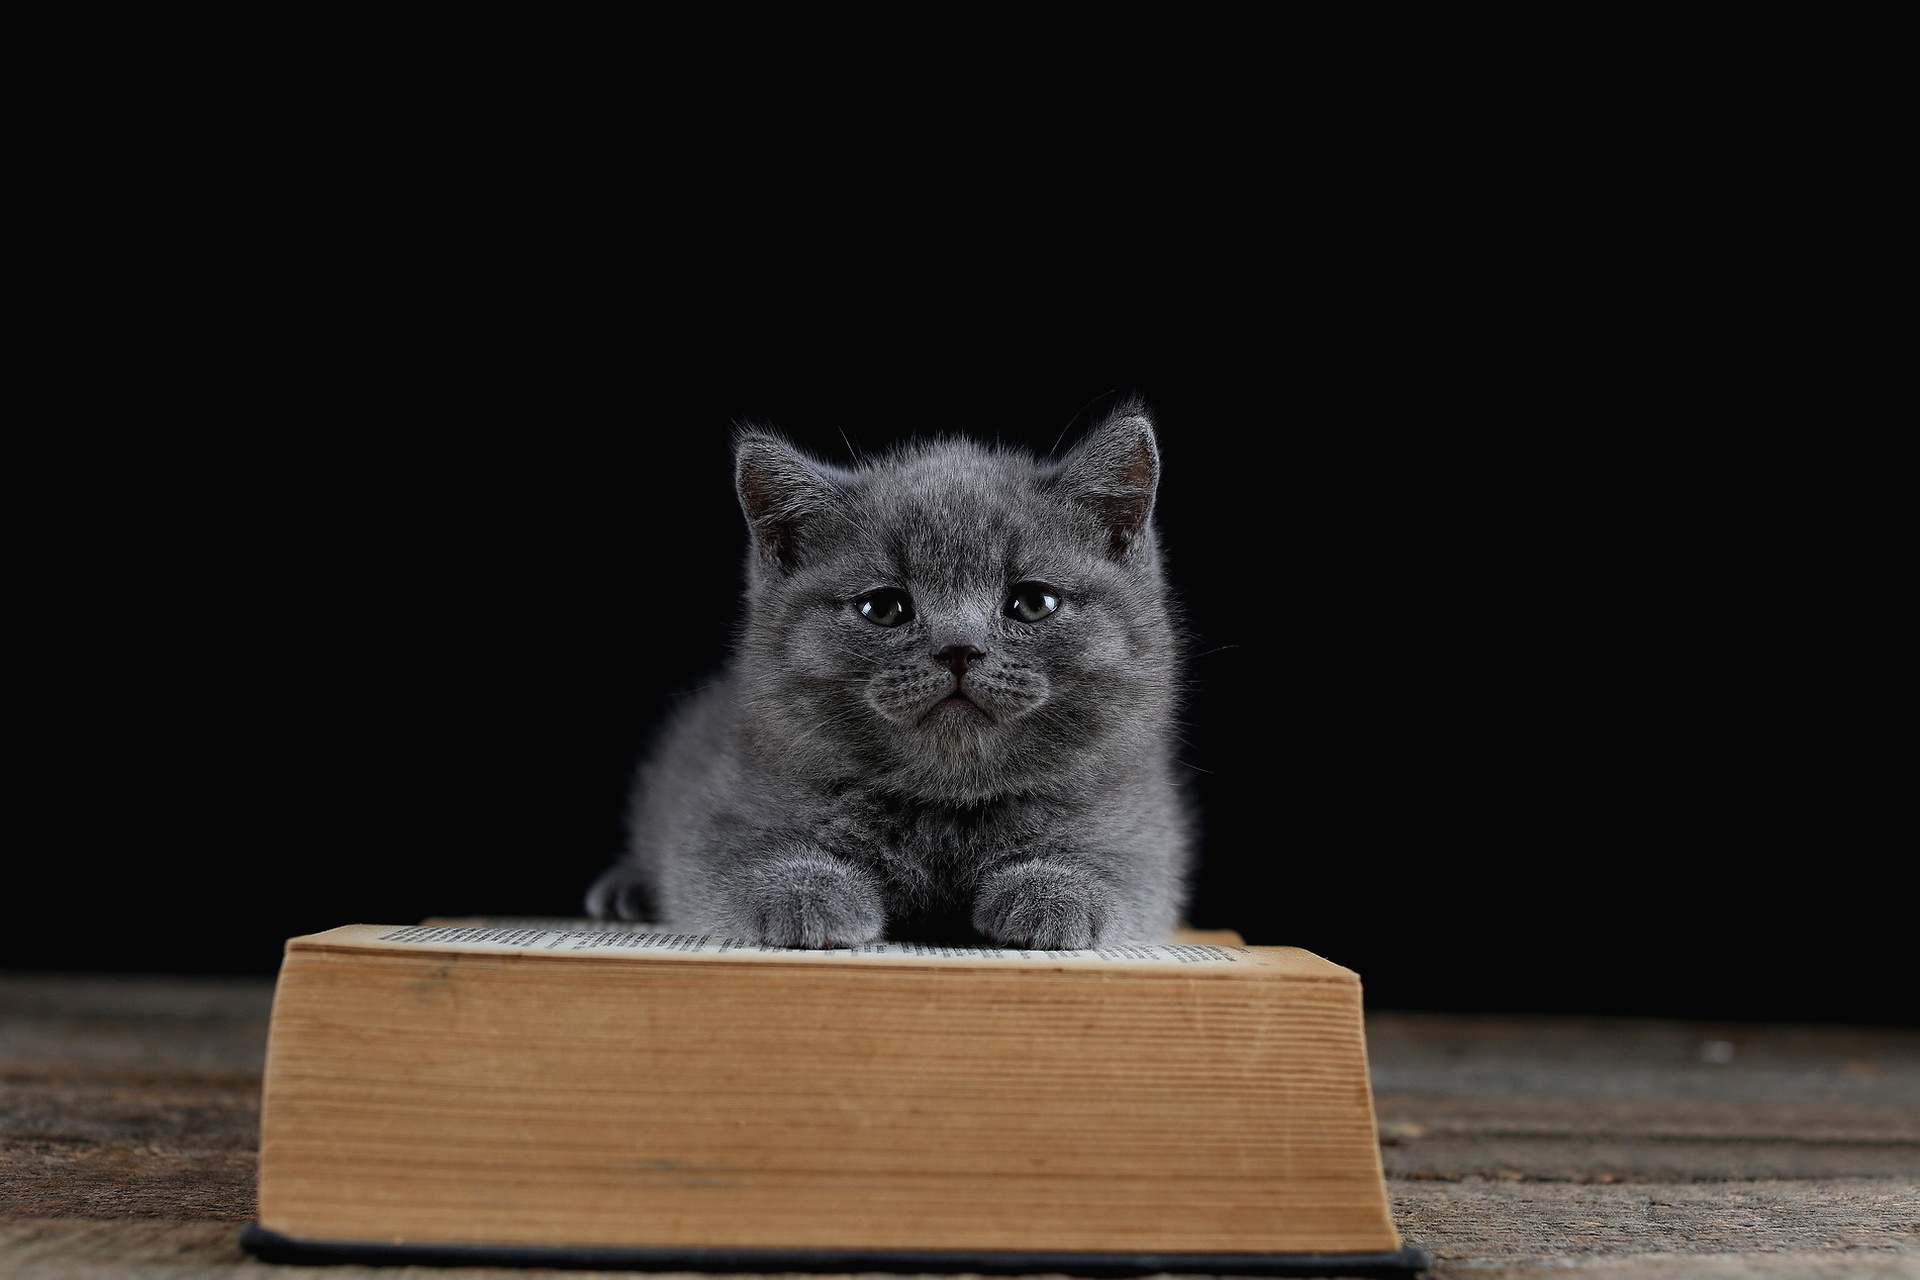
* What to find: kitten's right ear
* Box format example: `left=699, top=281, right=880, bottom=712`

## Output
left=735, top=431, right=840, bottom=573
left=1053, top=399, right=1160, bottom=559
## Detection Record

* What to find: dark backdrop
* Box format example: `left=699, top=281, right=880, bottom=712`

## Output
left=13, top=256, right=1895, bottom=1026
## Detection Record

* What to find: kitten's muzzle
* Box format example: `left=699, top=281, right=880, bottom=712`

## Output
left=922, top=672, right=993, bottom=724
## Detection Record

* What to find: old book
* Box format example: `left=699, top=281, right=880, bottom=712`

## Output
left=242, top=922, right=1426, bottom=1277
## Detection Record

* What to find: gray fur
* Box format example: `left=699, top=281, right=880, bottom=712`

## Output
left=586, top=399, right=1194, bottom=948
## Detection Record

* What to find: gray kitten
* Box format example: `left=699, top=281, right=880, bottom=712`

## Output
left=586, top=399, right=1193, bottom=948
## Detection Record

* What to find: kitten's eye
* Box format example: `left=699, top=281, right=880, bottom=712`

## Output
left=1005, top=582, right=1061, bottom=623
left=857, top=589, right=915, bottom=628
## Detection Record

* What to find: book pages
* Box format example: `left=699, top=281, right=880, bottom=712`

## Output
left=315, top=922, right=1280, bottom=969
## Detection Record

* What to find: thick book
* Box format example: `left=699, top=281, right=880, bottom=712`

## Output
left=243, top=922, right=1425, bottom=1277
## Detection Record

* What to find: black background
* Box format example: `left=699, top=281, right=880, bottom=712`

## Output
left=17, top=333, right=1899, bottom=1027
left=11, top=90, right=1901, bottom=1027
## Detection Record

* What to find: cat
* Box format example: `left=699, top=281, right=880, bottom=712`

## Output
left=585, top=397, right=1194, bottom=949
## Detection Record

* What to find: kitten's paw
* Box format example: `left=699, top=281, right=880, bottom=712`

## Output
left=586, top=863, right=655, bottom=921
left=972, top=860, right=1111, bottom=950
left=741, top=855, right=885, bottom=949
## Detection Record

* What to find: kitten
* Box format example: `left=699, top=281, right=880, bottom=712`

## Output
left=586, top=398, right=1193, bottom=948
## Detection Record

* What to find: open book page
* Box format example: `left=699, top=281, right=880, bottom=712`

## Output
left=300, top=921, right=1313, bottom=973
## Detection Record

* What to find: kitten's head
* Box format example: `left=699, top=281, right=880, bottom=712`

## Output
left=730, top=399, right=1182, bottom=803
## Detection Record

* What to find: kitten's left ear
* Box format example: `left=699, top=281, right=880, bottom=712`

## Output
left=1053, top=400, right=1160, bottom=558
left=735, top=430, right=841, bottom=573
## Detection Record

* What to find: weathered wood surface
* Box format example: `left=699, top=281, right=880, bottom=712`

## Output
left=3, top=972, right=1916, bottom=1278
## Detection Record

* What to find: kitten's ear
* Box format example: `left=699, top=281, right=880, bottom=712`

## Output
left=1053, top=400, right=1160, bottom=558
left=735, top=431, right=841, bottom=573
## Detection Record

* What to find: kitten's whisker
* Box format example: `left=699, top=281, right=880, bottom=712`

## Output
left=1051, top=389, right=1118, bottom=458
left=671, top=680, right=728, bottom=696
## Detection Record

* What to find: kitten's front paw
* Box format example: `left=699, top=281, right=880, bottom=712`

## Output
left=741, top=855, right=885, bottom=949
left=972, top=860, right=1111, bottom=950
left=586, top=862, right=655, bottom=921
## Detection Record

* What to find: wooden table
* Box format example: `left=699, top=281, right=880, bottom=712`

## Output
left=4, top=971, right=1916, bottom=1278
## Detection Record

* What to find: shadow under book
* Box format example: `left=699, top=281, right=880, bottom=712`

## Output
left=242, top=922, right=1428, bottom=1277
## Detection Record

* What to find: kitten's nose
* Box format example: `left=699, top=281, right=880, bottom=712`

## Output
left=934, top=643, right=987, bottom=675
